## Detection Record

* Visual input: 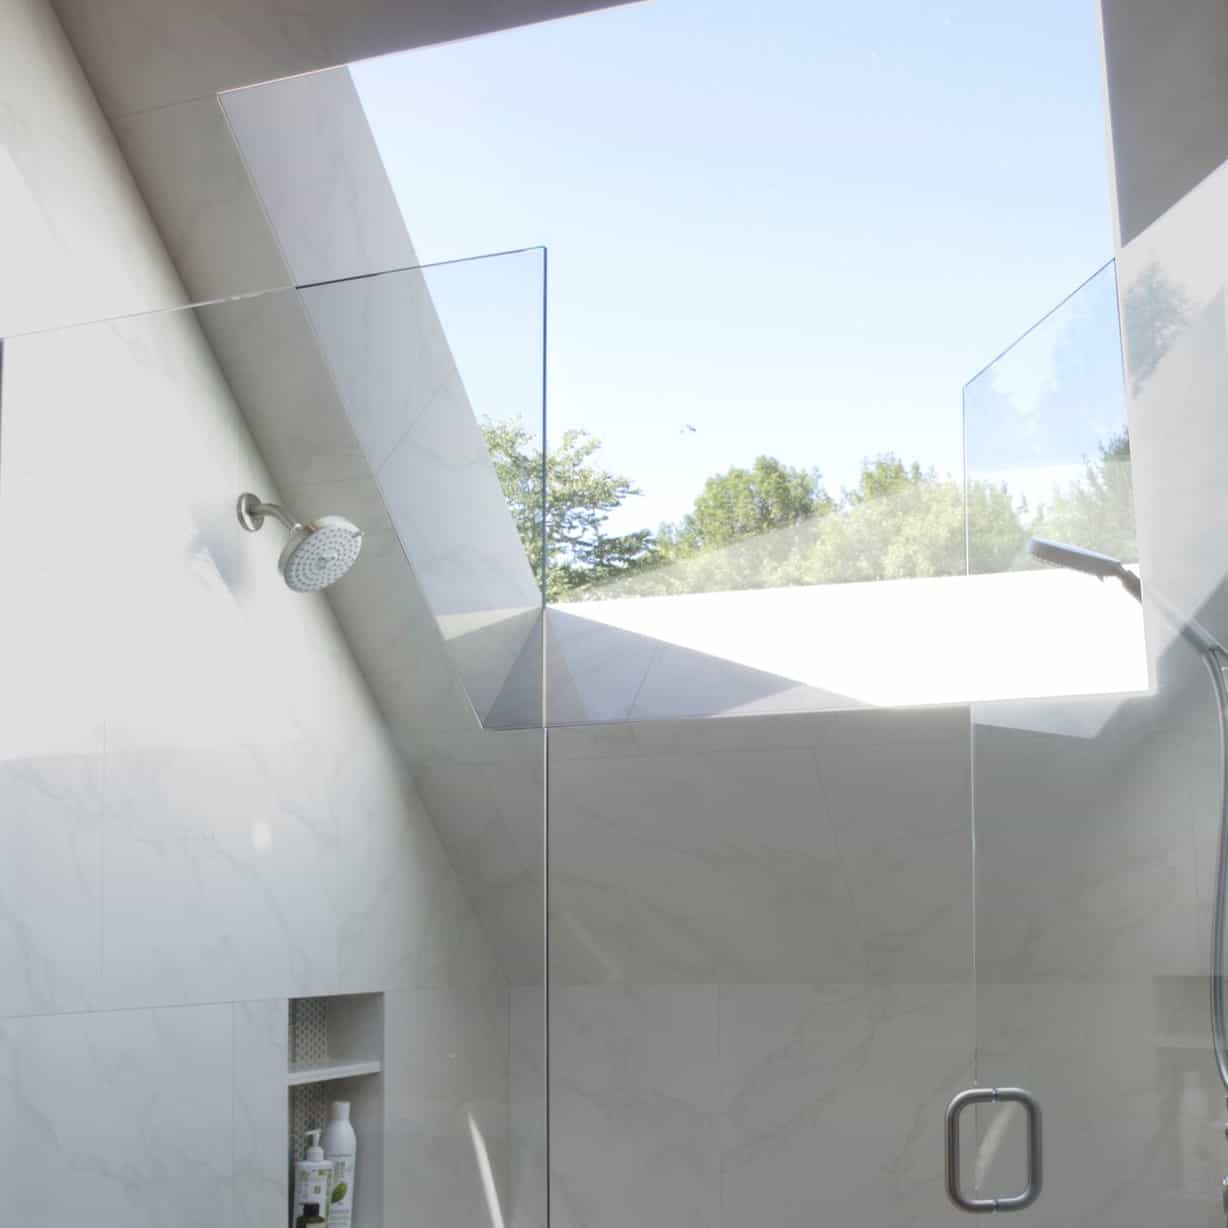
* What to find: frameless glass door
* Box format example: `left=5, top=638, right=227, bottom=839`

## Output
left=962, top=263, right=1222, bottom=1224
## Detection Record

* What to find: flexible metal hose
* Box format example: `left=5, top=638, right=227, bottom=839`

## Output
left=1202, top=645, right=1228, bottom=1093
left=1129, top=594, right=1228, bottom=1093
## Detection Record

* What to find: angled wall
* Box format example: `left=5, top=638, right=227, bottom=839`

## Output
left=0, top=1, right=629, bottom=1225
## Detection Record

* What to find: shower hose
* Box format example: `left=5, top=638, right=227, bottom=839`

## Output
left=1204, top=644, right=1228, bottom=1095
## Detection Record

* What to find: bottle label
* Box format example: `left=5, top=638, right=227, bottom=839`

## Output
left=293, top=1165, right=333, bottom=1227
left=328, top=1156, right=355, bottom=1228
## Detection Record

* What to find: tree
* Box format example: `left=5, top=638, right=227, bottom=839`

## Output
left=597, top=457, right=834, bottom=597
left=481, top=418, right=656, bottom=601
left=1034, top=431, right=1136, bottom=563
left=571, top=451, right=1032, bottom=598
left=809, top=455, right=1026, bottom=583
left=660, top=456, right=831, bottom=553
left=483, top=417, right=1136, bottom=603
left=1123, top=264, right=1191, bottom=394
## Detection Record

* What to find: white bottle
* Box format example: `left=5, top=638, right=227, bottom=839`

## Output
left=322, top=1101, right=358, bottom=1228
left=1179, top=1070, right=1211, bottom=1196
left=292, top=1129, right=334, bottom=1228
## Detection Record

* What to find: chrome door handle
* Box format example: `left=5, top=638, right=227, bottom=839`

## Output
left=945, top=1087, right=1042, bottom=1213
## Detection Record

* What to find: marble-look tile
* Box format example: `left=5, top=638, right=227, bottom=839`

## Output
left=546, top=982, right=972, bottom=1228
left=299, top=258, right=541, bottom=724
left=113, top=94, right=291, bottom=303
left=974, top=699, right=1201, bottom=984
left=233, top=998, right=289, bottom=1228
left=51, top=0, right=623, bottom=119
left=718, top=982, right=972, bottom=1228
left=508, top=985, right=547, bottom=1228
left=549, top=986, right=721, bottom=1228
left=413, top=729, right=544, bottom=982
left=50, top=0, right=337, bottom=118
left=4, top=307, right=291, bottom=758
left=332, top=735, right=502, bottom=996
left=549, top=740, right=860, bottom=984
left=101, top=743, right=339, bottom=1008
left=814, top=723, right=972, bottom=985
left=195, top=289, right=372, bottom=491
left=0, top=0, right=183, bottom=339
left=0, top=749, right=104, bottom=1016
left=384, top=983, right=511, bottom=1228
left=627, top=639, right=846, bottom=723
left=0, top=1004, right=233, bottom=1228
left=545, top=609, right=657, bottom=725
left=976, top=981, right=1202, bottom=1227
left=222, top=68, right=415, bottom=289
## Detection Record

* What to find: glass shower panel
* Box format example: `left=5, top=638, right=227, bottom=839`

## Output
left=964, top=260, right=1133, bottom=573
left=963, top=261, right=1147, bottom=707
left=0, top=253, right=546, bottom=1227
left=968, top=264, right=1210, bottom=1224
left=546, top=707, right=975, bottom=1228
left=292, top=247, right=547, bottom=730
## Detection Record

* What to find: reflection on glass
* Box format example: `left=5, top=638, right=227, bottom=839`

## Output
left=964, top=260, right=1135, bottom=572
left=504, top=258, right=1148, bottom=725
left=295, top=247, right=547, bottom=729
left=517, top=446, right=987, bottom=604
left=490, top=260, right=1134, bottom=608
left=485, top=264, right=1133, bottom=609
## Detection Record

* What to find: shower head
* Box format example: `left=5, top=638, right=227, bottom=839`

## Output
left=1027, top=536, right=1141, bottom=603
left=236, top=493, right=363, bottom=593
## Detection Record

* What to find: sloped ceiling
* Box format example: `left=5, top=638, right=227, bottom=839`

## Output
left=47, top=0, right=633, bottom=983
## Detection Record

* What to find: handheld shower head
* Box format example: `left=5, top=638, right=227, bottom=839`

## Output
left=236, top=493, right=363, bottom=593
left=1027, top=536, right=1141, bottom=603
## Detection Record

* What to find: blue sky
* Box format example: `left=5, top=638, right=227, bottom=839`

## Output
left=354, top=0, right=1113, bottom=533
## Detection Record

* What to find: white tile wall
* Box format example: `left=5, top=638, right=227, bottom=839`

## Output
left=536, top=981, right=972, bottom=1228
left=100, top=744, right=340, bottom=1009
left=0, top=749, right=104, bottom=1017
left=550, top=986, right=722, bottom=1228
left=233, top=999, right=289, bottom=1228
left=0, top=8, right=515, bottom=1228
left=548, top=710, right=970, bottom=987
left=0, top=0, right=183, bottom=337
left=11, top=6, right=1225, bottom=1228
left=508, top=985, right=546, bottom=1228
left=544, top=711, right=974, bottom=1228
left=0, top=1005, right=235, bottom=1228
left=385, top=983, right=511, bottom=1228
left=718, top=982, right=971, bottom=1228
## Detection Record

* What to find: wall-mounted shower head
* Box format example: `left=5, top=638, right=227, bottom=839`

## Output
left=236, top=492, right=363, bottom=593
left=1027, top=536, right=1141, bottom=603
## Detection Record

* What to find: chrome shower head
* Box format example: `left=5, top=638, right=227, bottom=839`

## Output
left=1027, top=536, right=1141, bottom=603
left=236, top=493, right=363, bottom=592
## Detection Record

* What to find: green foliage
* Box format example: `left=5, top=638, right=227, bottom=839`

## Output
left=812, top=456, right=1025, bottom=582
left=482, top=416, right=1136, bottom=601
left=1123, top=264, right=1190, bottom=394
left=481, top=418, right=656, bottom=601
left=618, top=454, right=1026, bottom=594
left=1033, top=431, right=1136, bottom=563
left=600, top=457, right=836, bottom=598
left=661, top=456, right=832, bottom=553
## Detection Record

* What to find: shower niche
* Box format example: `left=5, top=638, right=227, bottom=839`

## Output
left=1152, top=976, right=1222, bottom=1210
left=288, top=993, right=385, bottom=1228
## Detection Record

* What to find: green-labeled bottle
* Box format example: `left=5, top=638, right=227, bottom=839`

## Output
left=296, top=1202, right=327, bottom=1228
left=291, top=1131, right=334, bottom=1228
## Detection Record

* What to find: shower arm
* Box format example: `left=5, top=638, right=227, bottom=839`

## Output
left=235, top=493, right=299, bottom=533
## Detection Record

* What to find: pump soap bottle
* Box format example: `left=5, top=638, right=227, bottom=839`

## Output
left=292, top=1130, right=334, bottom=1228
